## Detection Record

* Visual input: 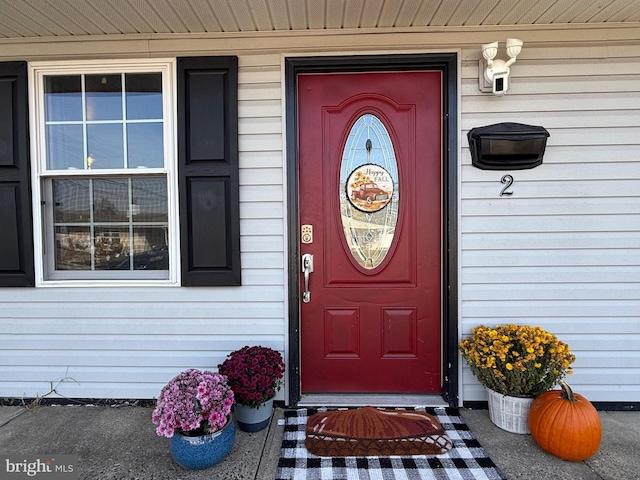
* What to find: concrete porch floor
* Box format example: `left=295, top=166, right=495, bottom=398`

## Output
left=1, top=404, right=639, bottom=479
left=0, top=404, right=285, bottom=479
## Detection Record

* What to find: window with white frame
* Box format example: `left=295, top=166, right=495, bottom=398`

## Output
left=31, top=61, right=177, bottom=283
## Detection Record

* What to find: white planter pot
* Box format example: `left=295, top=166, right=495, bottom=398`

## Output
left=233, top=398, right=273, bottom=432
left=486, top=388, right=534, bottom=434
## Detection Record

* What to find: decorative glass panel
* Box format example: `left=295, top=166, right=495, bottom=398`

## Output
left=340, top=114, right=399, bottom=270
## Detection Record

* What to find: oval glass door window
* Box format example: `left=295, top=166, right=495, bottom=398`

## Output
left=339, top=114, right=399, bottom=270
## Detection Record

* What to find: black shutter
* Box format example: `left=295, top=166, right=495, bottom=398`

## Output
left=177, top=57, right=241, bottom=286
left=0, top=61, right=34, bottom=287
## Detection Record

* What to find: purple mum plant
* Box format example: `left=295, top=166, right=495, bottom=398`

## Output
left=218, top=346, right=285, bottom=409
left=152, top=368, right=234, bottom=438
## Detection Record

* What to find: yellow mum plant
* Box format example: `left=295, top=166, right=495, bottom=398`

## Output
left=459, top=324, right=576, bottom=397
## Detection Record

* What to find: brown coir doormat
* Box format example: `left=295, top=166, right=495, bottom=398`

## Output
left=305, top=406, right=453, bottom=457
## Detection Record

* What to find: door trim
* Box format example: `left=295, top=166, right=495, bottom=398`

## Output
left=285, top=53, right=459, bottom=407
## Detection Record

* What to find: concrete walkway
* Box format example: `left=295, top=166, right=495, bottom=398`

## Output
left=0, top=405, right=284, bottom=479
left=463, top=408, right=640, bottom=480
left=1, top=404, right=638, bottom=479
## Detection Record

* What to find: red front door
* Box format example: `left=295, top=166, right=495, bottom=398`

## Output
left=299, top=71, right=442, bottom=393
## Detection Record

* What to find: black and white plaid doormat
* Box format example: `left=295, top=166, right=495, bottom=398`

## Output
left=275, top=407, right=506, bottom=480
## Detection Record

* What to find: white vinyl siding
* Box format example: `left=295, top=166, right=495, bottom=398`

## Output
left=238, top=54, right=285, bottom=291
left=0, top=25, right=638, bottom=404
left=460, top=44, right=640, bottom=402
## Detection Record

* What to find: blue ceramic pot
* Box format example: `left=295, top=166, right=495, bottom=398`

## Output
left=169, top=416, right=235, bottom=470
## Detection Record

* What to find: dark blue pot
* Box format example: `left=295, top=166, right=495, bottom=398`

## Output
left=169, top=417, right=235, bottom=470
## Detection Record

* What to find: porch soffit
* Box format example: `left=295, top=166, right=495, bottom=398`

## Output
left=0, top=0, right=638, bottom=40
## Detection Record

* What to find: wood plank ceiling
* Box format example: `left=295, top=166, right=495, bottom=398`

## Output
left=0, top=0, right=638, bottom=39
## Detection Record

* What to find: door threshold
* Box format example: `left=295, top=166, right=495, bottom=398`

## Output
left=297, top=393, right=448, bottom=408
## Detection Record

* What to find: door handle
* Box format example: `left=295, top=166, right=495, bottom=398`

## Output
left=301, top=253, right=314, bottom=303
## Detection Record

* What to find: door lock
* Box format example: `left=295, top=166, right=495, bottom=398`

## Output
left=301, top=224, right=313, bottom=244
left=301, top=253, right=314, bottom=303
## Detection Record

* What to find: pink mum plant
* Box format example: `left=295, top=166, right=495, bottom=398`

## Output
left=218, top=346, right=285, bottom=409
left=152, top=368, right=234, bottom=438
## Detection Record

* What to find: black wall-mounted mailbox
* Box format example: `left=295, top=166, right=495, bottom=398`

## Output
left=468, top=122, right=550, bottom=170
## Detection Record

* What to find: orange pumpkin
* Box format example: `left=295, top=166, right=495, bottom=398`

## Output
left=528, top=380, right=602, bottom=461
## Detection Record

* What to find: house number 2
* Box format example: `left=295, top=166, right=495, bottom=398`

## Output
left=500, top=174, right=514, bottom=196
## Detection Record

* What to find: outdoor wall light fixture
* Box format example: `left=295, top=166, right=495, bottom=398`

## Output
left=478, top=38, right=523, bottom=96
